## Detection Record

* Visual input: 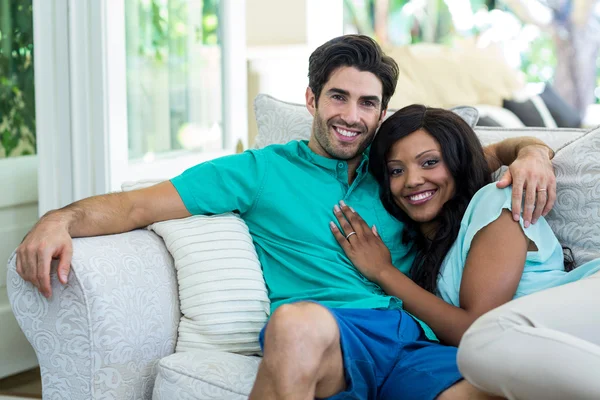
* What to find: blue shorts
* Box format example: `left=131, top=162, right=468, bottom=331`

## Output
left=259, top=305, right=462, bottom=400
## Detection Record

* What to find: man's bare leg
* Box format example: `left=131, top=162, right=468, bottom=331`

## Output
left=438, top=380, right=505, bottom=400
left=249, top=302, right=346, bottom=400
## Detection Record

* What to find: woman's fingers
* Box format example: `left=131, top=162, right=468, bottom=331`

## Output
left=329, top=221, right=352, bottom=252
left=339, top=200, right=372, bottom=235
left=372, top=225, right=379, bottom=238
left=333, top=204, right=355, bottom=238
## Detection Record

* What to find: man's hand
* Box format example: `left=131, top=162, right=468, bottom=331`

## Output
left=496, top=144, right=556, bottom=227
left=16, top=215, right=73, bottom=299
left=329, top=200, right=395, bottom=283
left=14, top=182, right=190, bottom=299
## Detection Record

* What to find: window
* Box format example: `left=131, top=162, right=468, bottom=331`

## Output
left=0, top=0, right=35, bottom=158
left=34, top=0, right=246, bottom=211
left=125, top=0, right=223, bottom=161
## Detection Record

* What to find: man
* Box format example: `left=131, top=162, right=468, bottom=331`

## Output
left=17, top=35, right=555, bottom=399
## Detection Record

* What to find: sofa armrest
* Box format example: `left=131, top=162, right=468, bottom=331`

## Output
left=7, top=230, right=180, bottom=400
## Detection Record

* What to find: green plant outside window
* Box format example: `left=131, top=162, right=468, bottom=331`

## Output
left=0, top=0, right=35, bottom=158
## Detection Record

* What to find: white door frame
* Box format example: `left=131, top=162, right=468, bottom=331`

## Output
left=33, top=0, right=74, bottom=216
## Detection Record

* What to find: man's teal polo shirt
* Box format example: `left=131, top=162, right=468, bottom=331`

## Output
left=171, top=140, right=436, bottom=340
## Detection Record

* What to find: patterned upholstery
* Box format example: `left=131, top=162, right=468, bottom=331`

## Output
left=153, top=351, right=261, bottom=399
left=546, top=125, right=600, bottom=266
left=7, top=230, right=180, bottom=399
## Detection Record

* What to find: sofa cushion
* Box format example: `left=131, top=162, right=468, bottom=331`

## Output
left=254, top=94, right=586, bottom=152
left=383, top=43, right=523, bottom=109
left=545, top=125, right=600, bottom=266
left=253, top=94, right=313, bottom=149
left=153, top=350, right=260, bottom=400
left=121, top=182, right=270, bottom=356
left=473, top=126, right=587, bottom=151
left=253, top=94, right=480, bottom=149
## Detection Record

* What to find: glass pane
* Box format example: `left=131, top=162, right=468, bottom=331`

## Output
left=0, top=0, right=36, bottom=158
left=125, top=0, right=222, bottom=161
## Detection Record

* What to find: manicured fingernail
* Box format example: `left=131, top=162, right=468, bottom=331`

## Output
left=334, top=205, right=341, bottom=213
left=339, top=200, right=347, bottom=207
left=349, top=206, right=355, bottom=213
left=513, top=214, right=519, bottom=221
left=329, top=221, right=336, bottom=229
left=524, top=221, right=530, bottom=228
left=60, top=272, right=67, bottom=282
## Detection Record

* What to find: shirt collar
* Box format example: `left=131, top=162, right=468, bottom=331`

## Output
left=298, top=140, right=370, bottom=173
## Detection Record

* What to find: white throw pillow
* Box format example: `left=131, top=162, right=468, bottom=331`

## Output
left=545, top=125, right=600, bottom=266
left=121, top=181, right=270, bottom=355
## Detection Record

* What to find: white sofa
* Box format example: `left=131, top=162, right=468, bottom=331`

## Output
left=7, top=95, right=597, bottom=399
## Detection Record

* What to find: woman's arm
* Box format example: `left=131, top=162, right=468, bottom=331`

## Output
left=331, top=205, right=529, bottom=346
left=377, top=210, right=528, bottom=345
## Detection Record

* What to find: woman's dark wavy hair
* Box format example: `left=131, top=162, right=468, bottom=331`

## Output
left=370, top=104, right=575, bottom=294
left=308, top=35, right=399, bottom=111
left=370, top=105, right=492, bottom=293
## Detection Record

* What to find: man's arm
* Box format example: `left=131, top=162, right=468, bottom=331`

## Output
left=483, top=137, right=555, bottom=227
left=17, top=181, right=189, bottom=298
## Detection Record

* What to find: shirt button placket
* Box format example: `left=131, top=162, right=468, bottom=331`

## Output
left=337, top=162, right=348, bottom=192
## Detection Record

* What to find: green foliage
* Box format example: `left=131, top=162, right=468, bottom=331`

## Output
left=521, top=34, right=556, bottom=83
left=0, top=0, right=35, bottom=158
left=135, top=0, right=219, bottom=63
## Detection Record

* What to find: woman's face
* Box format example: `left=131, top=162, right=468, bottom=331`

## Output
left=386, top=129, right=456, bottom=231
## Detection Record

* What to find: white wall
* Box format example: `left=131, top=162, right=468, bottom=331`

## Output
left=246, top=0, right=307, bottom=47
left=0, top=156, right=39, bottom=378
left=245, top=0, right=344, bottom=146
left=0, top=156, right=38, bottom=288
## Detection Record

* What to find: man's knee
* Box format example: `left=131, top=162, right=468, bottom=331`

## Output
left=264, top=302, right=340, bottom=356
left=437, top=380, right=502, bottom=400
left=257, top=303, right=346, bottom=398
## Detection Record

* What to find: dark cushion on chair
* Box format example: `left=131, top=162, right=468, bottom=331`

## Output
left=539, top=84, right=582, bottom=128
left=476, top=115, right=503, bottom=127
left=502, top=98, right=546, bottom=127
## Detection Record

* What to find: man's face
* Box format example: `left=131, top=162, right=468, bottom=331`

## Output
left=306, top=67, right=386, bottom=161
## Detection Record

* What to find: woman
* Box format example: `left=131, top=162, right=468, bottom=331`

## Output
left=329, top=104, right=600, bottom=399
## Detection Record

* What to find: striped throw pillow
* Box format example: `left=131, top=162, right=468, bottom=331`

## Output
left=121, top=181, right=270, bottom=355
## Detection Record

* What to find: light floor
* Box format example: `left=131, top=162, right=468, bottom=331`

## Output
left=0, top=368, right=41, bottom=399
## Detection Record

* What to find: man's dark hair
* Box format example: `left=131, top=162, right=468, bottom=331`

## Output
left=308, top=35, right=399, bottom=111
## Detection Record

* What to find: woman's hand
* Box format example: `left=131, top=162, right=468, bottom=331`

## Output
left=329, top=200, right=395, bottom=283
